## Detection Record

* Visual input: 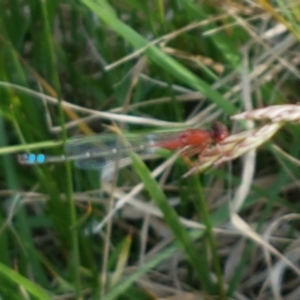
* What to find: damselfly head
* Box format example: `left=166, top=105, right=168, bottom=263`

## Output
left=211, top=122, right=228, bottom=142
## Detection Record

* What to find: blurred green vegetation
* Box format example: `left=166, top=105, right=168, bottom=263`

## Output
left=1, top=0, right=300, bottom=299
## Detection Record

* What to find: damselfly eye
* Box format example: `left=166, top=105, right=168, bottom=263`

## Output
left=211, top=122, right=228, bottom=142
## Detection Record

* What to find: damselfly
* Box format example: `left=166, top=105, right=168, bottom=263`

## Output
left=18, top=122, right=228, bottom=170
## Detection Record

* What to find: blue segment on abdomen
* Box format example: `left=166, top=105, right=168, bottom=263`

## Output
left=37, top=154, right=46, bottom=163
left=27, top=154, right=46, bottom=164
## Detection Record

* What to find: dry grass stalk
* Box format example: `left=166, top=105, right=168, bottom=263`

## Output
left=232, top=104, right=300, bottom=123
left=183, top=104, right=300, bottom=176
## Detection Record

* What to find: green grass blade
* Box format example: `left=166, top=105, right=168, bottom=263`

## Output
left=130, top=151, right=217, bottom=293
left=0, top=261, right=52, bottom=300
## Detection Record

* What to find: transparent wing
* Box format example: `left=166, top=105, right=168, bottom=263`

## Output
left=65, top=133, right=160, bottom=169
